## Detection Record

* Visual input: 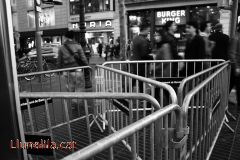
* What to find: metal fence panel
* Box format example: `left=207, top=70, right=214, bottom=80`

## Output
left=61, top=104, right=187, bottom=160
left=181, top=63, right=230, bottom=160
left=95, top=65, right=178, bottom=131
left=19, top=92, right=162, bottom=160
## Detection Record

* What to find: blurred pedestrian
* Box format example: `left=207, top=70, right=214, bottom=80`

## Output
left=200, top=21, right=215, bottom=58
left=57, top=30, right=92, bottom=91
left=114, top=38, right=120, bottom=58
left=228, top=22, right=240, bottom=112
left=109, top=40, right=114, bottom=60
left=104, top=43, right=110, bottom=61
left=209, top=23, right=230, bottom=60
left=126, top=39, right=132, bottom=60
left=153, top=31, right=172, bottom=77
left=184, top=21, right=206, bottom=75
left=130, top=26, right=152, bottom=92
left=162, top=21, right=181, bottom=77
left=97, top=42, right=103, bottom=57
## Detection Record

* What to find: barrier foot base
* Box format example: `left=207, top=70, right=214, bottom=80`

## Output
left=226, top=109, right=237, bottom=121
left=90, top=115, right=104, bottom=133
left=224, top=115, right=235, bottom=133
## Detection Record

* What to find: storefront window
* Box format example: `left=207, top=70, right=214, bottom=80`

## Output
left=128, top=10, right=151, bottom=40
left=27, top=7, right=55, bottom=28
left=85, top=0, right=100, bottom=13
left=70, top=0, right=112, bottom=15
left=189, top=5, right=220, bottom=26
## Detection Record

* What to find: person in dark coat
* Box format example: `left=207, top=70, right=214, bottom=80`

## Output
left=209, top=23, right=230, bottom=60
left=97, top=42, right=103, bottom=57
left=184, top=21, right=206, bottom=75
left=130, top=27, right=152, bottom=92
left=57, top=30, right=92, bottom=90
left=161, top=21, right=181, bottom=77
left=228, top=22, right=240, bottom=112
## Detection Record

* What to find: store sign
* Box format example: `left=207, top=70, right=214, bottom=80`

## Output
left=155, top=10, right=186, bottom=25
left=220, top=9, right=231, bottom=35
left=69, top=20, right=113, bottom=30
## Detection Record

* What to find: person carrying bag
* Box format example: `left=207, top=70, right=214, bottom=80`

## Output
left=57, top=31, right=92, bottom=90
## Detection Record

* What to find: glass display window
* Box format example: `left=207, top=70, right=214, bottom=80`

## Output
left=128, top=10, right=151, bottom=40
left=189, top=5, right=220, bottom=26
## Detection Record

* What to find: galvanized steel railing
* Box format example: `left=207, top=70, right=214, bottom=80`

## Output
left=61, top=104, right=187, bottom=160
left=18, top=66, right=92, bottom=92
left=102, top=59, right=225, bottom=79
left=95, top=65, right=178, bottom=131
left=19, top=92, right=161, bottom=160
left=177, top=61, right=230, bottom=105
left=181, top=63, right=231, bottom=160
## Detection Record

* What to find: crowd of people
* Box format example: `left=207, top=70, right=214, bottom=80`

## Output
left=56, top=20, right=240, bottom=111
left=128, top=20, right=240, bottom=112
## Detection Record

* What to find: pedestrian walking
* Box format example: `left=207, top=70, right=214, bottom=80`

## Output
left=104, top=43, right=110, bottom=61
left=209, top=23, right=230, bottom=61
left=130, top=26, right=152, bottom=92
left=183, top=21, right=206, bottom=75
left=200, top=21, right=215, bottom=58
left=126, top=39, right=132, bottom=60
left=161, top=21, right=181, bottom=77
left=57, top=30, right=92, bottom=92
left=97, top=42, right=103, bottom=57
left=228, top=22, right=240, bottom=112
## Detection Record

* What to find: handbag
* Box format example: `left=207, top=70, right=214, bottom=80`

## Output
left=64, top=44, right=83, bottom=66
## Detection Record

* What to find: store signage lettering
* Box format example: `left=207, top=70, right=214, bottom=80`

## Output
left=155, top=10, right=186, bottom=25
left=70, top=20, right=112, bottom=30
left=89, top=20, right=112, bottom=28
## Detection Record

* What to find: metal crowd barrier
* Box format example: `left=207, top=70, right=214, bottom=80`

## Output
left=18, top=66, right=93, bottom=128
left=95, top=65, right=178, bottom=131
left=61, top=104, right=187, bottom=160
left=103, top=59, right=225, bottom=81
left=103, top=59, right=226, bottom=104
left=177, top=61, right=229, bottom=105
left=181, top=63, right=231, bottom=160
left=19, top=92, right=161, bottom=160
left=18, top=66, right=92, bottom=92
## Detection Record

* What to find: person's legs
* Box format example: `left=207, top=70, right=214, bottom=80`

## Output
left=84, top=68, right=92, bottom=89
left=229, top=67, right=236, bottom=93
left=235, top=74, right=240, bottom=111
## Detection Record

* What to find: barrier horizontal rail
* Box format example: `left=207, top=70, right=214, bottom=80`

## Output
left=181, top=63, right=230, bottom=160
left=96, top=65, right=177, bottom=103
left=103, top=59, right=225, bottom=79
left=18, top=66, right=92, bottom=92
left=177, top=61, right=230, bottom=105
left=95, top=65, right=179, bottom=150
left=19, top=92, right=161, bottom=160
left=61, top=104, right=186, bottom=160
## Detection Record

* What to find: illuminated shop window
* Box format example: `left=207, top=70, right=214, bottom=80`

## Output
left=70, top=0, right=112, bottom=15
left=128, top=10, right=151, bottom=39
left=189, top=5, right=220, bottom=25
left=27, top=7, right=55, bottom=28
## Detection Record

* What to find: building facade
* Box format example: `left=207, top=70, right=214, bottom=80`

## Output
left=17, top=0, right=69, bottom=49
left=16, top=0, right=120, bottom=51
left=124, top=0, right=234, bottom=52
left=68, top=0, right=120, bottom=52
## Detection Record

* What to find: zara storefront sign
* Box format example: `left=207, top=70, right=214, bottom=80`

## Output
left=155, top=10, right=186, bottom=25
left=70, top=20, right=112, bottom=30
